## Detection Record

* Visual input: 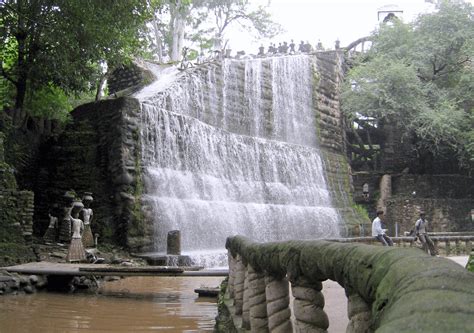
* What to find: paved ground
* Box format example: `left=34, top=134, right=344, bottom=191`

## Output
left=322, top=255, right=469, bottom=333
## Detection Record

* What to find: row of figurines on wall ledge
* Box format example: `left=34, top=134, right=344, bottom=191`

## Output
left=43, top=190, right=96, bottom=263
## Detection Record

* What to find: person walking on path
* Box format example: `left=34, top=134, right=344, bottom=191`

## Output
left=415, top=211, right=438, bottom=256
left=372, top=210, right=393, bottom=246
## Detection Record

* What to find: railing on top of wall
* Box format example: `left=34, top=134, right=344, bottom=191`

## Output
left=224, top=236, right=474, bottom=333
left=325, top=235, right=474, bottom=256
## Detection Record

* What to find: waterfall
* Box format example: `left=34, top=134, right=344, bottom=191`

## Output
left=135, top=56, right=342, bottom=266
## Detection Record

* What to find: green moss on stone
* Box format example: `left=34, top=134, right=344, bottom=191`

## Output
left=225, top=236, right=474, bottom=332
left=467, top=252, right=474, bottom=272
left=0, top=243, right=36, bottom=266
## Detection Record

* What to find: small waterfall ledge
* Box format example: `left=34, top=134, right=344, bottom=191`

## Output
left=131, top=53, right=355, bottom=266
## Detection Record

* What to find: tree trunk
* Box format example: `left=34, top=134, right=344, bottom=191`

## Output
left=13, top=0, right=28, bottom=126
left=95, top=72, right=108, bottom=101
left=152, top=16, right=163, bottom=63
left=169, top=1, right=186, bottom=62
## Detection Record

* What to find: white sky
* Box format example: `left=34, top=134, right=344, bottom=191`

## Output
left=227, top=0, right=438, bottom=53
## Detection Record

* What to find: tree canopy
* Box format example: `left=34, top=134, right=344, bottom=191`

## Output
left=1, top=0, right=152, bottom=123
left=342, top=0, right=474, bottom=174
left=1, top=0, right=281, bottom=123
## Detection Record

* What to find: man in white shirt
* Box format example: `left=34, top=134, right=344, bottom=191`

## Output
left=372, top=210, right=393, bottom=246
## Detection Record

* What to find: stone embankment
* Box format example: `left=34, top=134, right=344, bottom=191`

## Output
left=0, top=271, right=47, bottom=295
left=0, top=243, right=141, bottom=295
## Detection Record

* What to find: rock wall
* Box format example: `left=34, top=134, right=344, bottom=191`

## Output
left=108, top=61, right=156, bottom=95
left=313, top=51, right=345, bottom=152
left=385, top=173, right=474, bottom=234
left=314, top=51, right=368, bottom=234
left=391, top=174, right=474, bottom=199
left=352, top=172, right=474, bottom=235
left=33, top=98, right=147, bottom=249
left=0, top=133, right=36, bottom=266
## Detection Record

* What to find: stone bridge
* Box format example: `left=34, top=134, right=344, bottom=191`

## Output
left=221, top=236, right=474, bottom=332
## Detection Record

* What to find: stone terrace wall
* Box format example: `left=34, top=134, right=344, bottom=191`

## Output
left=386, top=198, right=474, bottom=234
left=391, top=174, right=474, bottom=199
left=34, top=98, right=149, bottom=250
left=72, top=97, right=147, bottom=249
left=314, top=51, right=368, bottom=233
left=386, top=174, right=474, bottom=234
left=45, top=54, right=364, bottom=249
left=313, top=51, right=345, bottom=153
left=108, top=62, right=156, bottom=95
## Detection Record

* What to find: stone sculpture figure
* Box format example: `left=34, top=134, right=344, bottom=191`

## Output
left=80, top=192, right=95, bottom=248
left=58, top=191, right=75, bottom=243
left=66, top=201, right=87, bottom=262
left=42, top=207, right=59, bottom=243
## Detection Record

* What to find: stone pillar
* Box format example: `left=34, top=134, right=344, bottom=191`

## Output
left=466, top=240, right=472, bottom=255
left=347, top=293, right=371, bottom=333
left=378, top=174, right=392, bottom=228
left=248, top=265, right=268, bottom=332
left=265, top=276, right=292, bottom=333
left=445, top=239, right=451, bottom=256
left=234, top=255, right=246, bottom=315
left=291, top=277, right=328, bottom=332
left=18, top=191, right=34, bottom=241
left=227, top=251, right=236, bottom=299
left=167, top=230, right=181, bottom=255
left=455, top=239, right=461, bottom=255
left=242, top=268, right=251, bottom=329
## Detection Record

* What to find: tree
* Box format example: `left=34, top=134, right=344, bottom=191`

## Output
left=342, top=0, right=474, bottom=173
left=147, top=0, right=281, bottom=62
left=0, top=0, right=152, bottom=125
left=200, top=0, right=282, bottom=51
left=196, top=0, right=282, bottom=52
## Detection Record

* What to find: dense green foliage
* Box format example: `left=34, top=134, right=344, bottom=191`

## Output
left=467, top=252, right=474, bottom=272
left=1, top=0, right=279, bottom=121
left=342, top=0, right=474, bottom=173
left=1, top=0, right=152, bottom=122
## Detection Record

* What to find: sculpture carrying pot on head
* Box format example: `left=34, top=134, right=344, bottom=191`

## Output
left=66, top=200, right=87, bottom=262
left=80, top=192, right=95, bottom=248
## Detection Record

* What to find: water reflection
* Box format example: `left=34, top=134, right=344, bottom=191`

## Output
left=0, top=276, right=224, bottom=333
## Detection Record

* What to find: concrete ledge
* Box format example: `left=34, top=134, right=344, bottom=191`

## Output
left=5, top=262, right=228, bottom=277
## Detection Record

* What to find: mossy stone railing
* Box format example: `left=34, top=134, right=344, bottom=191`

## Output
left=224, top=236, right=474, bottom=332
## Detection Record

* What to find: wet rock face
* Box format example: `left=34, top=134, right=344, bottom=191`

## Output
left=49, top=52, right=356, bottom=253
left=108, top=62, right=156, bottom=95
left=137, top=53, right=358, bottom=257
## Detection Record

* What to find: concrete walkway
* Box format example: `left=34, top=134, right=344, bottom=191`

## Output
left=323, top=255, right=469, bottom=333
left=4, top=261, right=228, bottom=277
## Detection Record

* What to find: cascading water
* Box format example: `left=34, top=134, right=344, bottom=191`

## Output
left=135, top=55, right=342, bottom=266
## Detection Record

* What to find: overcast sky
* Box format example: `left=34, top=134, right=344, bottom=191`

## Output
left=227, top=0, right=437, bottom=53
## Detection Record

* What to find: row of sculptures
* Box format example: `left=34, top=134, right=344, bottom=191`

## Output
left=43, top=191, right=94, bottom=262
